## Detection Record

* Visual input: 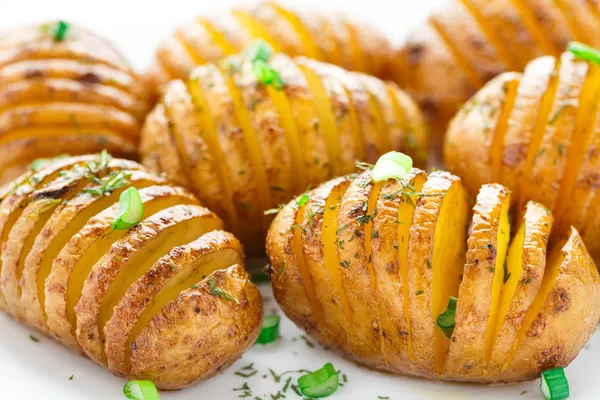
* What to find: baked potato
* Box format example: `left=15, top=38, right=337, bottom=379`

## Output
left=0, top=153, right=262, bottom=389
left=0, top=21, right=150, bottom=185
left=146, top=1, right=392, bottom=98
left=445, top=51, right=600, bottom=258
left=392, top=0, right=599, bottom=148
left=140, top=49, right=428, bottom=254
left=266, top=164, right=600, bottom=382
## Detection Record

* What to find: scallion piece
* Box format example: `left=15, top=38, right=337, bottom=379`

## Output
left=567, top=41, right=600, bottom=65
left=110, top=187, right=143, bottom=231
left=244, top=39, right=273, bottom=63
left=252, top=60, right=284, bottom=90
left=371, top=151, right=413, bottom=183
left=436, top=296, right=458, bottom=339
left=540, top=367, right=569, bottom=400
left=123, top=380, right=159, bottom=400
left=298, top=362, right=339, bottom=398
left=52, top=20, right=70, bottom=42
left=256, top=314, right=280, bottom=344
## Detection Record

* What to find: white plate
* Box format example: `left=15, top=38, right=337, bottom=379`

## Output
left=0, top=0, right=598, bottom=398
left=1, top=284, right=598, bottom=399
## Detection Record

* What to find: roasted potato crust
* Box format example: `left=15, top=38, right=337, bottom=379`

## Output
left=0, top=22, right=150, bottom=184
left=445, top=52, right=600, bottom=259
left=141, top=52, right=427, bottom=254
left=0, top=155, right=262, bottom=389
left=267, top=168, right=600, bottom=382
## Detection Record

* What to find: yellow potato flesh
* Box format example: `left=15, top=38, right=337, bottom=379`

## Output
left=174, top=31, right=205, bottom=65
left=488, top=220, right=526, bottom=356
left=64, top=196, right=197, bottom=338
left=553, top=64, right=600, bottom=221
left=123, top=248, right=243, bottom=369
left=399, top=175, right=426, bottom=361
left=224, top=74, right=273, bottom=226
left=230, top=9, right=282, bottom=52
left=508, top=0, right=558, bottom=55
left=491, top=78, right=520, bottom=182
left=432, top=184, right=469, bottom=373
left=483, top=198, right=511, bottom=360
left=364, top=85, right=393, bottom=155
left=96, top=214, right=222, bottom=362
left=322, top=184, right=353, bottom=325
left=342, top=85, right=365, bottom=162
left=267, top=3, right=321, bottom=60
left=503, top=241, right=564, bottom=368
left=298, top=63, right=343, bottom=176
left=36, top=181, right=155, bottom=321
left=266, top=84, right=306, bottom=193
left=187, top=78, right=239, bottom=233
left=292, top=205, right=326, bottom=330
left=198, top=19, right=238, bottom=55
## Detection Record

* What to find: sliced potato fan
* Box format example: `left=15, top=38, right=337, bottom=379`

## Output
left=0, top=21, right=150, bottom=185
left=141, top=48, right=428, bottom=254
left=445, top=51, right=600, bottom=258
left=0, top=153, right=263, bottom=390
left=266, top=166, right=600, bottom=382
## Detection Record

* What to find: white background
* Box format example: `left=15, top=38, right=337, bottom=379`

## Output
left=0, top=0, right=598, bottom=399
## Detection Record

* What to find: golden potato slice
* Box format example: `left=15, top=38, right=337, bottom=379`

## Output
left=552, top=0, right=600, bottom=47
left=371, top=169, right=427, bottom=373
left=161, top=79, right=237, bottom=230
left=104, top=230, right=243, bottom=376
left=341, top=17, right=391, bottom=79
left=320, top=15, right=354, bottom=72
left=199, top=15, right=248, bottom=56
left=508, top=0, right=566, bottom=55
left=127, top=264, right=262, bottom=389
left=266, top=193, right=322, bottom=340
left=76, top=204, right=222, bottom=365
left=300, top=176, right=353, bottom=355
left=525, top=53, right=589, bottom=210
left=444, top=72, right=521, bottom=195
left=336, top=170, right=386, bottom=370
left=20, top=170, right=162, bottom=333
left=489, top=201, right=553, bottom=375
left=44, top=185, right=199, bottom=350
left=500, top=228, right=600, bottom=381
left=407, top=171, right=469, bottom=376
left=445, top=184, right=511, bottom=380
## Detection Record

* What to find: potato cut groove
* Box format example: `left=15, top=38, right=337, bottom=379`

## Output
left=490, top=76, right=520, bottom=182
left=266, top=2, right=321, bottom=60
left=508, top=0, right=558, bottom=55
left=83, top=205, right=222, bottom=364
left=174, top=30, right=205, bottom=66
left=231, top=9, right=282, bottom=52
left=198, top=19, right=238, bottom=55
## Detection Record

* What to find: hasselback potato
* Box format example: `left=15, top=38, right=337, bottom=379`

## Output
left=266, top=164, right=600, bottom=382
left=393, top=0, right=600, bottom=145
left=445, top=51, right=600, bottom=258
left=0, top=153, right=262, bottom=389
left=140, top=48, right=428, bottom=253
left=0, top=21, right=150, bottom=185
left=146, top=1, right=392, bottom=97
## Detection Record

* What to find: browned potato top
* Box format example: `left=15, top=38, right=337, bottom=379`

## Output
left=146, top=1, right=392, bottom=97
left=140, top=50, right=428, bottom=254
left=0, top=153, right=262, bottom=390
left=392, top=0, right=600, bottom=144
left=0, top=21, right=151, bottom=184
left=266, top=166, right=600, bottom=382
left=445, top=51, right=600, bottom=258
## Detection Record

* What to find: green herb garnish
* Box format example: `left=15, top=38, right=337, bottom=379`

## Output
left=209, top=277, right=239, bottom=304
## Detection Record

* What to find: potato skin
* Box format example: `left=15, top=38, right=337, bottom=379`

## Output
left=0, top=155, right=263, bottom=389
left=141, top=52, right=427, bottom=255
left=392, top=0, right=596, bottom=142
left=0, top=22, right=150, bottom=184
left=266, top=168, right=600, bottom=383
left=147, top=1, right=392, bottom=97
left=445, top=52, right=600, bottom=259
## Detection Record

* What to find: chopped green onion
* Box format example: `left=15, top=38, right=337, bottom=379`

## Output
left=52, top=20, right=70, bottom=42
left=29, top=154, right=69, bottom=172
left=371, top=151, right=413, bottom=183
left=540, top=367, right=569, bottom=400
left=256, top=314, right=280, bottom=344
left=252, top=60, right=285, bottom=90
left=110, top=187, right=143, bottom=231
left=296, top=193, right=310, bottom=207
left=244, top=39, right=273, bottom=62
left=298, top=363, right=339, bottom=398
left=567, top=41, right=600, bottom=65
left=123, top=380, right=159, bottom=400
left=436, top=296, right=458, bottom=339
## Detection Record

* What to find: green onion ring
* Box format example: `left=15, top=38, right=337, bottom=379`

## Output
left=371, top=151, right=413, bottom=183
left=110, top=187, right=144, bottom=231
left=298, top=362, right=340, bottom=398
left=540, top=367, right=569, bottom=400
left=256, top=315, right=280, bottom=344
left=123, top=380, right=159, bottom=400
left=567, top=41, right=600, bottom=65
